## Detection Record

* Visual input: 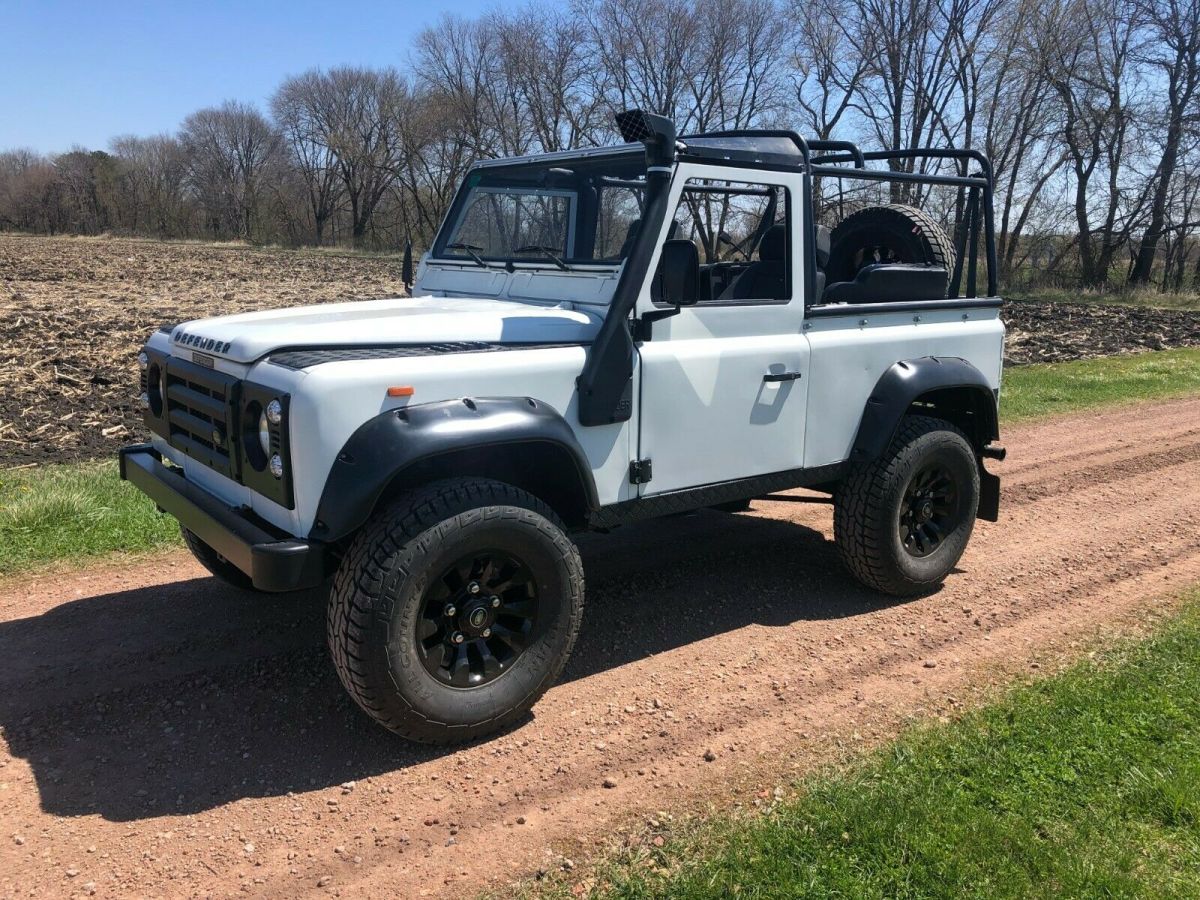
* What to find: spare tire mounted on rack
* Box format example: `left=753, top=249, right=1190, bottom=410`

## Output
left=822, top=204, right=956, bottom=303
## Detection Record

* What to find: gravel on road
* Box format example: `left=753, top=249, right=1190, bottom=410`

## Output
left=1, top=397, right=1198, bottom=897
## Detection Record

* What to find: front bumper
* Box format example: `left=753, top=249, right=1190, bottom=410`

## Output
left=119, top=444, right=327, bottom=592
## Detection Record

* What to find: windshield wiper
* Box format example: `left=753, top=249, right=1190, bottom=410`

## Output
left=514, top=245, right=573, bottom=272
left=445, top=242, right=497, bottom=269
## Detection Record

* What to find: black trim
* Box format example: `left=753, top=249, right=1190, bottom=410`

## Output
left=802, top=172, right=817, bottom=306
left=979, top=467, right=1000, bottom=522
left=677, top=153, right=806, bottom=176
left=311, top=397, right=599, bottom=541
left=852, top=356, right=1000, bottom=462
left=161, top=356, right=241, bottom=480
left=809, top=165, right=988, bottom=190
left=807, top=297, right=1004, bottom=318
left=141, top=345, right=171, bottom=441
left=239, top=383, right=294, bottom=509
left=119, top=445, right=327, bottom=592
left=589, top=463, right=845, bottom=529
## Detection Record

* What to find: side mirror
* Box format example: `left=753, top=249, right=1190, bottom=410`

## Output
left=657, top=239, right=700, bottom=307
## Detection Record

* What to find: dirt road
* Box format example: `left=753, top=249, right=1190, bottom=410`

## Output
left=2, top=397, right=1199, bottom=898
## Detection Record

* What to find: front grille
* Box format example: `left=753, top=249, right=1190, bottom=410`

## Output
left=163, top=358, right=239, bottom=477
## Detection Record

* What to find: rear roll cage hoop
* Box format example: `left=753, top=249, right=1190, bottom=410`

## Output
left=680, top=135, right=999, bottom=299
left=808, top=147, right=998, bottom=299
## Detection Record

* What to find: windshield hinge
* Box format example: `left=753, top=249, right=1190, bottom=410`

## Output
left=631, top=307, right=680, bottom=342
left=629, top=458, right=653, bottom=485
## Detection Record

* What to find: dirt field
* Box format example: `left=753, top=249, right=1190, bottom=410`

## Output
left=1, top=397, right=1198, bottom=898
left=3, top=232, right=1200, bottom=467
left=0, top=234, right=408, bottom=465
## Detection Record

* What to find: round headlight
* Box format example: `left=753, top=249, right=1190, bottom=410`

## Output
left=269, top=454, right=284, bottom=479
left=258, top=410, right=271, bottom=455
left=266, top=398, right=283, bottom=426
left=137, top=351, right=149, bottom=370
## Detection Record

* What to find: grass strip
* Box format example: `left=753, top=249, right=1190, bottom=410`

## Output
left=1000, top=347, right=1200, bottom=423
left=0, top=459, right=180, bottom=575
left=585, top=597, right=1200, bottom=899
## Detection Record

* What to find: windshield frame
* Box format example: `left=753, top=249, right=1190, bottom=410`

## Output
left=429, top=146, right=649, bottom=270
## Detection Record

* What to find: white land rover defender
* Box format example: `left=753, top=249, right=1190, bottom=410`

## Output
left=121, top=111, right=1006, bottom=743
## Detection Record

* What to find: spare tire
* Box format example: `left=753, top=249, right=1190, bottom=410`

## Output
left=826, top=204, right=955, bottom=287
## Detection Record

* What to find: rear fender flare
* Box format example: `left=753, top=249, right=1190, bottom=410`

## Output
left=851, top=357, right=1001, bottom=522
left=851, top=357, right=999, bottom=462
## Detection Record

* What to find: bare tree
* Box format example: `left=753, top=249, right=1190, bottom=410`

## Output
left=272, top=73, right=346, bottom=245
left=1129, top=0, right=1200, bottom=283
left=416, top=17, right=535, bottom=159
left=496, top=6, right=608, bottom=152
left=179, top=101, right=284, bottom=240
left=789, top=0, right=869, bottom=140
left=580, top=0, right=705, bottom=130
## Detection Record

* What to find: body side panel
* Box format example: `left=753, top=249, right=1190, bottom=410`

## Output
left=802, top=307, right=1004, bottom=469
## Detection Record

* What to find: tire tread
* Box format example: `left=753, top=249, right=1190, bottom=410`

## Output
left=327, top=477, right=584, bottom=744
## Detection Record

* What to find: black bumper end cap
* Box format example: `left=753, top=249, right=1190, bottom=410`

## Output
left=119, top=445, right=327, bottom=593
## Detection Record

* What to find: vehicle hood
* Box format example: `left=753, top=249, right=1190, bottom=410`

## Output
left=167, top=295, right=603, bottom=364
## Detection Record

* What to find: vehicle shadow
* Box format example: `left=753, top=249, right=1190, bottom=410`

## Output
left=0, top=507, right=925, bottom=821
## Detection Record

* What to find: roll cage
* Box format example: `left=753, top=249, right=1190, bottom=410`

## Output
left=574, top=110, right=1001, bottom=427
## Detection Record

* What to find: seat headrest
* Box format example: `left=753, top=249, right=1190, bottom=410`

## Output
left=815, top=225, right=831, bottom=268
left=758, top=223, right=786, bottom=261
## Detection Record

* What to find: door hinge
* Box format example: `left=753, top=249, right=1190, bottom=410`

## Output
left=629, top=458, right=653, bottom=485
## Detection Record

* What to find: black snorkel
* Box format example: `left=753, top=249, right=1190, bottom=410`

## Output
left=576, top=110, right=677, bottom=426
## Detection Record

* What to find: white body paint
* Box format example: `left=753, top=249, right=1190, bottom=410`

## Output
left=145, top=160, right=1004, bottom=540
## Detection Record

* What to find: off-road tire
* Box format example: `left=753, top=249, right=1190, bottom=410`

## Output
left=182, top=527, right=256, bottom=592
left=826, top=204, right=956, bottom=285
left=327, top=478, right=585, bottom=744
left=834, top=416, right=979, bottom=596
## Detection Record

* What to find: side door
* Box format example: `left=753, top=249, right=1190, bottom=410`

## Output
left=633, top=163, right=810, bottom=496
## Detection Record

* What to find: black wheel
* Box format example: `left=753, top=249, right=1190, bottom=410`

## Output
left=711, top=498, right=753, bottom=513
left=327, top=478, right=584, bottom=744
left=826, top=204, right=955, bottom=285
left=182, top=527, right=256, bottom=592
left=834, top=416, right=979, bottom=596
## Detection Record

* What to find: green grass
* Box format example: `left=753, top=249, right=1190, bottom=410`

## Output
left=1000, top=348, right=1200, bottom=423
left=2, top=348, right=1199, bottom=576
left=1009, top=287, right=1200, bottom=311
left=583, top=598, right=1200, bottom=899
left=0, top=459, right=181, bottom=575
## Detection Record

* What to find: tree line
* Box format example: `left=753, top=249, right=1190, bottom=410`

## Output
left=1, top=0, right=1197, bottom=292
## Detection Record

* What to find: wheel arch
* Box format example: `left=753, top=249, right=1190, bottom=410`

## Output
left=851, top=357, right=1001, bottom=522
left=310, top=397, right=599, bottom=542
left=852, top=357, right=999, bottom=461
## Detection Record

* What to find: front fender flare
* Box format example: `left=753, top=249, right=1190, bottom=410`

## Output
left=310, top=397, right=598, bottom=542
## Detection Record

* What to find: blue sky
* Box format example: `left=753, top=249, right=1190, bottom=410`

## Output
left=1, top=0, right=502, bottom=153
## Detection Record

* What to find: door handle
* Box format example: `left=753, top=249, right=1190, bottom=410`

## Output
left=763, top=371, right=802, bottom=382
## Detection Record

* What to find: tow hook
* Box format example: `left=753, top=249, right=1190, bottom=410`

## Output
left=981, top=443, right=1007, bottom=461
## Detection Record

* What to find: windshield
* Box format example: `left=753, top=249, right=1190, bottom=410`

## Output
left=433, top=152, right=648, bottom=267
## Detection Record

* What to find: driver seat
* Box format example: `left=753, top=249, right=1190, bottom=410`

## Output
left=725, top=224, right=787, bottom=301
